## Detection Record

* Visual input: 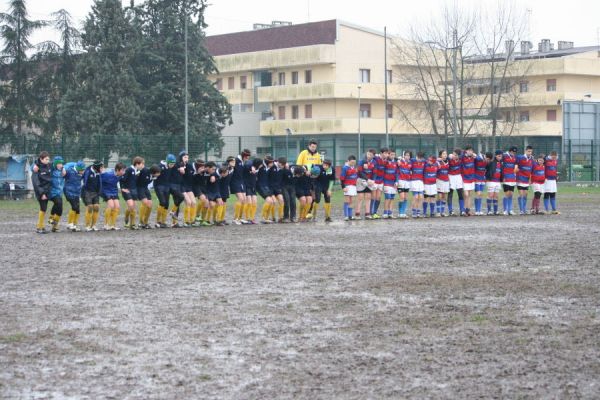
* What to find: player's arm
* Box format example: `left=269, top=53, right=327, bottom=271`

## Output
left=296, top=151, right=306, bottom=166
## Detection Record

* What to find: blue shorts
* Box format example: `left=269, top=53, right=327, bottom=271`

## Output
left=412, top=191, right=423, bottom=196
left=475, top=183, right=486, bottom=192
left=384, top=193, right=396, bottom=200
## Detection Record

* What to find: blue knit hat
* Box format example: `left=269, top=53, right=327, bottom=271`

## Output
left=76, top=160, right=86, bottom=171
left=166, top=154, right=176, bottom=163
left=495, top=150, right=503, bottom=156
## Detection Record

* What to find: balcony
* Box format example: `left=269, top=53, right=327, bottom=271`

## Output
left=257, top=82, right=420, bottom=103
left=214, top=44, right=336, bottom=73
left=259, top=118, right=423, bottom=135
left=221, top=89, right=255, bottom=105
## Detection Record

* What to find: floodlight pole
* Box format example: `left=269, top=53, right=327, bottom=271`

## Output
left=184, top=2, right=189, bottom=151
left=358, top=85, right=362, bottom=156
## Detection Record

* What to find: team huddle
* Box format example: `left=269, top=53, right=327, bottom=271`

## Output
left=29, top=144, right=335, bottom=233
left=338, top=145, right=560, bottom=220
left=29, top=141, right=559, bottom=233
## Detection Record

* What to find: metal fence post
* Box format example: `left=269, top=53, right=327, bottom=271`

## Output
left=568, top=139, right=572, bottom=182
left=333, top=136, right=337, bottom=167
left=591, top=139, right=595, bottom=181
left=238, top=136, right=242, bottom=155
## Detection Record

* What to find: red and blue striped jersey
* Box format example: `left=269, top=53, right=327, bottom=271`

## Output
left=502, top=153, right=517, bottom=183
left=487, top=161, right=502, bottom=182
left=410, top=158, right=425, bottom=181
left=474, top=156, right=487, bottom=182
left=423, top=161, right=439, bottom=185
left=373, top=155, right=386, bottom=184
left=545, top=157, right=558, bottom=180
left=516, top=154, right=534, bottom=184
left=397, top=159, right=412, bottom=181
left=531, top=164, right=546, bottom=184
left=383, top=159, right=398, bottom=187
left=358, top=159, right=374, bottom=180
left=437, top=160, right=449, bottom=181
left=340, top=164, right=358, bottom=187
left=461, top=154, right=476, bottom=184
left=449, top=158, right=462, bottom=175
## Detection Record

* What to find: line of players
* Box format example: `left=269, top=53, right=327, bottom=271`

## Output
left=338, top=145, right=559, bottom=220
left=30, top=149, right=336, bottom=233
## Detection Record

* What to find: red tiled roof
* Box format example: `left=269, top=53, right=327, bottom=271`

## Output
left=206, top=20, right=337, bottom=56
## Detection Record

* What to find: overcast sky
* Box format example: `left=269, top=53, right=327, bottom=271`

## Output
left=16, top=0, right=600, bottom=49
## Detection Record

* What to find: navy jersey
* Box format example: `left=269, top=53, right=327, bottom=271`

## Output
left=257, top=163, right=270, bottom=189
left=154, top=163, right=171, bottom=187
left=243, top=161, right=257, bottom=189
left=230, top=156, right=245, bottom=186
left=315, top=165, right=335, bottom=190
left=170, top=162, right=184, bottom=185
left=219, top=173, right=231, bottom=198
left=281, top=167, right=294, bottom=186
left=136, top=167, right=151, bottom=189
left=295, top=174, right=312, bottom=194
left=100, top=171, right=120, bottom=198
left=82, top=165, right=102, bottom=193
left=182, top=163, right=195, bottom=188
left=121, top=166, right=138, bottom=191
left=268, top=165, right=283, bottom=191
left=206, top=172, right=220, bottom=197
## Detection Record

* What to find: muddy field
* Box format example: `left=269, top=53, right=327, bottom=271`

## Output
left=1, top=194, right=600, bottom=399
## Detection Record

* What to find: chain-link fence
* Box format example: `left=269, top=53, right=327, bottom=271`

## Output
left=7, top=134, right=599, bottom=182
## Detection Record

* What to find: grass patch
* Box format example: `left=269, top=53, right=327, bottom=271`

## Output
left=0, top=333, right=27, bottom=343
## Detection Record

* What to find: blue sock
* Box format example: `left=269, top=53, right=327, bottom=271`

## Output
left=422, top=202, right=428, bottom=215
left=550, top=197, right=556, bottom=211
left=441, top=201, right=446, bottom=214
left=429, top=202, right=435, bottom=215
left=544, top=197, right=550, bottom=211
left=344, top=203, right=349, bottom=217
left=523, top=196, right=528, bottom=211
left=476, top=198, right=481, bottom=212
left=448, top=197, right=453, bottom=213
left=412, top=208, right=416, bottom=217
left=375, top=200, right=381, bottom=214
left=493, top=199, right=498, bottom=213
left=435, top=200, right=440, bottom=213
left=398, top=202, right=402, bottom=214
left=503, top=197, right=508, bottom=211
left=459, top=199, right=465, bottom=213
left=486, top=199, right=492, bottom=213
left=508, top=197, right=513, bottom=212
left=348, top=207, right=353, bottom=217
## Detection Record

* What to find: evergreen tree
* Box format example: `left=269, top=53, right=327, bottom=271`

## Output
left=59, top=0, right=142, bottom=159
left=0, top=0, right=44, bottom=150
left=133, top=0, right=231, bottom=156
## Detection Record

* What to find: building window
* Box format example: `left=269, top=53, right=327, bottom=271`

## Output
left=240, top=76, right=247, bottom=89
left=519, top=111, right=530, bottom=122
left=360, top=103, right=371, bottom=118
left=505, top=112, right=512, bottom=122
left=216, top=78, right=223, bottom=90
left=386, top=104, right=393, bottom=118
left=493, top=85, right=499, bottom=94
left=292, top=105, right=299, bottom=119
left=359, top=69, right=371, bottom=83
left=305, top=104, right=312, bottom=119
left=305, top=70, right=312, bottom=83
left=278, top=106, right=286, bottom=120
left=547, top=109, right=557, bottom=121
left=228, top=77, right=234, bottom=90
left=386, top=69, right=392, bottom=84
left=519, top=81, right=528, bottom=93
left=278, top=72, right=285, bottom=85
left=466, top=87, right=473, bottom=95
left=438, top=110, right=445, bottom=119
left=478, top=86, right=484, bottom=95
left=240, top=104, right=253, bottom=112
left=546, top=79, right=556, bottom=92
left=292, top=71, right=299, bottom=85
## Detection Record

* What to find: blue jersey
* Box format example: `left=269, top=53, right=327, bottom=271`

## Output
left=63, top=162, right=83, bottom=199
left=101, top=171, right=120, bottom=198
left=82, top=166, right=102, bottom=193
left=49, top=167, right=65, bottom=199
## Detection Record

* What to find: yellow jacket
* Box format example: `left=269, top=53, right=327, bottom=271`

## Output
left=296, top=150, right=322, bottom=169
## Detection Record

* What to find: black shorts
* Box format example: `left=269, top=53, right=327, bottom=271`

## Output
left=207, top=192, right=221, bottom=202
left=296, top=189, right=311, bottom=199
left=245, top=186, right=257, bottom=196
left=192, top=185, right=205, bottom=198
left=103, top=194, right=118, bottom=201
left=358, top=187, right=371, bottom=194
left=517, top=185, right=529, bottom=191
left=137, top=187, right=151, bottom=201
left=121, top=189, right=137, bottom=201
left=181, top=184, right=193, bottom=193
left=83, top=190, right=100, bottom=206
left=503, top=184, right=516, bottom=192
left=258, top=187, right=273, bottom=199
left=424, top=194, right=436, bottom=198
left=230, top=182, right=245, bottom=194
left=398, top=188, right=410, bottom=193
left=272, top=188, right=283, bottom=196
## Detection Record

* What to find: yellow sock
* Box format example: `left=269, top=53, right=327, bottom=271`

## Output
left=130, top=209, right=136, bottom=226
left=261, top=203, right=268, bottom=220
left=219, top=204, right=226, bottom=221
left=242, top=203, right=249, bottom=220
left=37, top=211, right=45, bottom=229
left=190, top=204, right=197, bottom=223
left=269, top=203, right=275, bottom=220
left=85, top=208, right=92, bottom=227
left=232, top=202, right=239, bottom=220
left=196, top=202, right=203, bottom=219
left=312, top=203, right=318, bottom=218
left=252, top=204, right=258, bottom=220
left=324, top=203, right=331, bottom=218
left=73, top=212, right=80, bottom=226
left=145, top=205, right=152, bottom=224
left=112, top=208, right=120, bottom=226
left=51, top=214, right=60, bottom=229
left=278, top=203, right=284, bottom=219
left=92, top=209, right=99, bottom=226
left=202, top=205, right=209, bottom=221
left=104, top=208, right=112, bottom=226
left=139, top=204, right=146, bottom=224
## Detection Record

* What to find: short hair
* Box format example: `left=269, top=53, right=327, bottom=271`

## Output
left=195, top=159, right=205, bottom=166
left=464, top=144, right=473, bottom=151
left=115, top=162, right=126, bottom=171
left=39, top=151, right=49, bottom=159
left=149, top=164, right=161, bottom=175
left=241, top=149, right=251, bottom=158
left=278, top=157, right=287, bottom=164
left=367, top=148, right=376, bottom=154
left=205, top=161, right=216, bottom=169
left=537, top=153, right=546, bottom=160
left=347, top=155, right=356, bottom=161
left=454, top=148, right=462, bottom=155
left=550, top=150, right=557, bottom=156
left=485, top=152, right=493, bottom=159
left=404, top=151, right=412, bottom=158
left=308, top=139, right=318, bottom=146
left=380, top=147, right=389, bottom=153
left=132, top=156, right=144, bottom=166
left=323, top=159, right=332, bottom=166
left=417, top=151, right=425, bottom=158
left=264, top=155, right=274, bottom=163
left=438, top=150, right=446, bottom=157
left=526, top=145, right=533, bottom=151
left=218, top=166, right=229, bottom=174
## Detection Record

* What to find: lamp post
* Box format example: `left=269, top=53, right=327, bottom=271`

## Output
left=285, top=128, right=292, bottom=159
left=358, top=85, right=362, bottom=157
left=184, top=1, right=189, bottom=151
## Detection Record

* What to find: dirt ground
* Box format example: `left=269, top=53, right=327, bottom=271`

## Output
left=1, top=194, right=600, bottom=399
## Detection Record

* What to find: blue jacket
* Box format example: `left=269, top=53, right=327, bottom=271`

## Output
left=63, top=162, right=83, bottom=199
left=101, top=171, right=120, bottom=198
left=82, top=166, right=102, bottom=193
left=49, top=167, right=65, bottom=199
